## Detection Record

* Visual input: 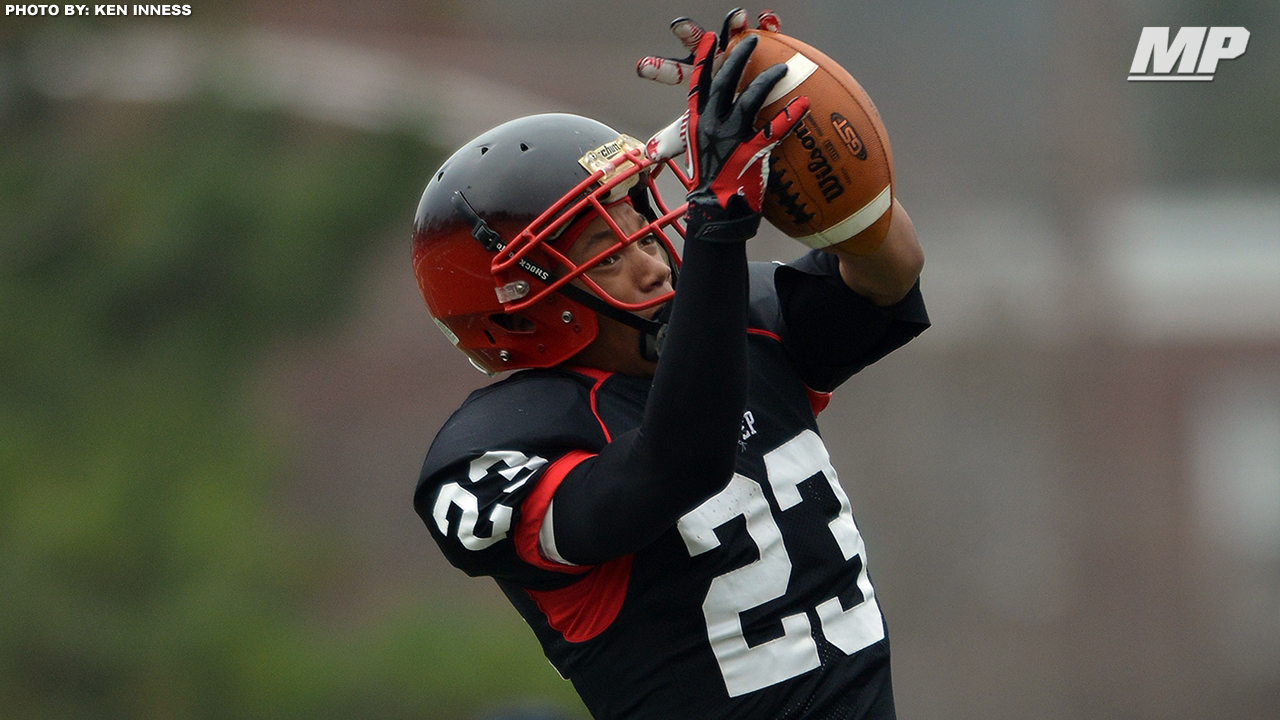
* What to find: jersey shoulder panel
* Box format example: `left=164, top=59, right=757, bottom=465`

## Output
left=420, top=368, right=606, bottom=479
left=414, top=369, right=609, bottom=587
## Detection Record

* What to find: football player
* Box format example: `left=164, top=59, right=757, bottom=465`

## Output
left=412, top=28, right=927, bottom=720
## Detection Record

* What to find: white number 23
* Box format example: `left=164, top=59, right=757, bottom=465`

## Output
left=676, top=430, right=884, bottom=697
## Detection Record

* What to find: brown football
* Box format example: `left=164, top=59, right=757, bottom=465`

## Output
left=727, top=30, right=895, bottom=255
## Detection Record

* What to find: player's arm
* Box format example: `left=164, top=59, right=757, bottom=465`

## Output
left=548, top=35, right=807, bottom=566
left=829, top=198, right=924, bottom=306
left=547, top=238, right=749, bottom=566
left=773, top=199, right=929, bottom=393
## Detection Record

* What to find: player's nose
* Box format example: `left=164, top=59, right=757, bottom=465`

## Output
left=635, top=246, right=673, bottom=295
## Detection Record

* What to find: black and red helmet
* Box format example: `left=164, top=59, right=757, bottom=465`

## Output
left=412, top=113, right=691, bottom=374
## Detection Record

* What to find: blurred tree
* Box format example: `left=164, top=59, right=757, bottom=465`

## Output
left=0, top=87, right=583, bottom=718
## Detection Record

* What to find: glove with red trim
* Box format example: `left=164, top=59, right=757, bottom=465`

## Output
left=640, top=9, right=783, bottom=164
left=636, top=8, right=781, bottom=86
left=682, top=32, right=808, bottom=243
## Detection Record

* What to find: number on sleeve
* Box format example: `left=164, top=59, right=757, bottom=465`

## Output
left=432, top=450, right=547, bottom=551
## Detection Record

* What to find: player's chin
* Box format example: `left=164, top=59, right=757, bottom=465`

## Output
left=640, top=300, right=670, bottom=321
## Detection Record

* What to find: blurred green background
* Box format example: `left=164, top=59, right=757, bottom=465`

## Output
left=0, top=14, right=582, bottom=720
left=2, top=1, right=1278, bottom=719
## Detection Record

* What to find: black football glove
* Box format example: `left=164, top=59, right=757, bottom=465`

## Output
left=682, top=32, right=809, bottom=244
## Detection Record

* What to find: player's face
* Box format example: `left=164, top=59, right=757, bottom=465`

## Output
left=564, top=202, right=674, bottom=376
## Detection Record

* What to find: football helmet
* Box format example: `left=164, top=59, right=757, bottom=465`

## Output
left=412, top=113, right=691, bottom=374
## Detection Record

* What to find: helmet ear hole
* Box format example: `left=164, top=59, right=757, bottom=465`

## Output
left=489, top=313, right=537, bottom=334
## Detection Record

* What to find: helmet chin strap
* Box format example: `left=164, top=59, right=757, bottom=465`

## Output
left=555, top=282, right=670, bottom=361
left=639, top=303, right=671, bottom=362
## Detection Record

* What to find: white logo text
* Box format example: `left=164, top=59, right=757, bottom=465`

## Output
left=1128, top=26, right=1250, bottom=81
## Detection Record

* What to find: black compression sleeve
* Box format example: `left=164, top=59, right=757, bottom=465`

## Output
left=552, top=236, right=749, bottom=565
left=776, top=250, right=930, bottom=392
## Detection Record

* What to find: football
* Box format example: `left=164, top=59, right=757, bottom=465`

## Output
left=727, top=30, right=895, bottom=255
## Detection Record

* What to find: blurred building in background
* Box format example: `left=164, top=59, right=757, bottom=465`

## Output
left=5, top=0, right=1277, bottom=718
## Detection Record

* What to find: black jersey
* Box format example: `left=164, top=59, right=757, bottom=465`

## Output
left=417, top=254, right=928, bottom=720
